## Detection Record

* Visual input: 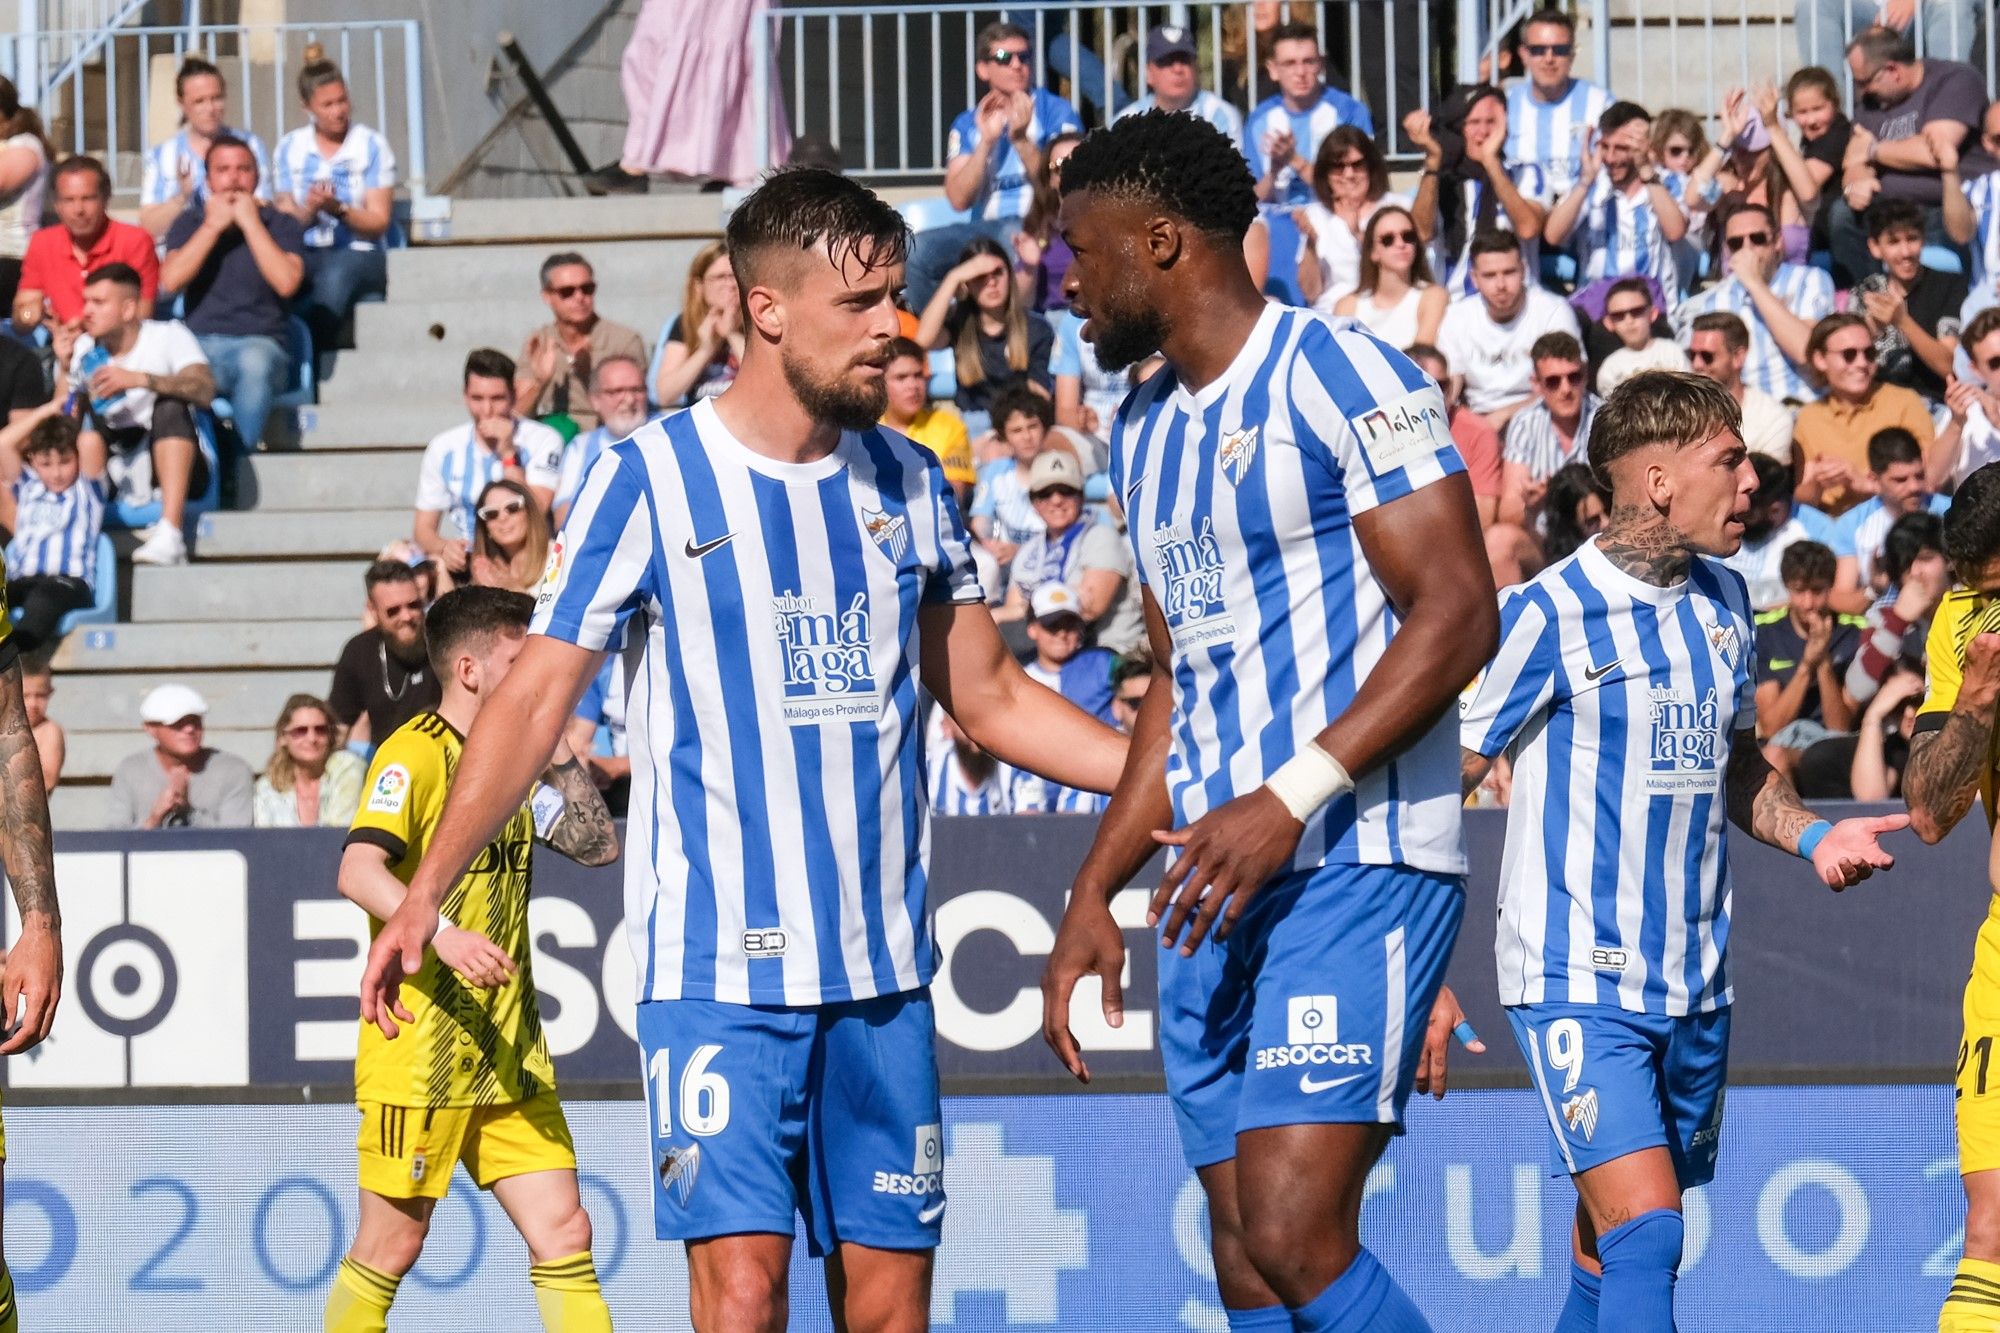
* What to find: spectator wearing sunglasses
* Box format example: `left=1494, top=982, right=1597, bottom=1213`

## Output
left=1333, top=206, right=1446, bottom=349
left=253, top=692, right=364, bottom=827
left=468, top=478, right=551, bottom=596
left=1934, top=308, right=2000, bottom=486
left=1544, top=101, right=1689, bottom=306
left=1835, top=28, right=1990, bottom=286
left=108, top=683, right=254, bottom=829
left=515, top=252, right=645, bottom=433
left=1499, top=332, right=1599, bottom=529
left=414, top=349, right=563, bottom=580
left=1850, top=198, right=1967, bottom=402
left=1674, top=202, right=1832, bottom=401
left=1686, top=310, right=1797, bottom=461
left=1504, top=9, right=1611, bottom=199
left=1793, top=312, right=1936, bottom=515
left=1595, top=277, right=1689, bottom=395
left=1294, top=128, right=1408, bottom=313
left=906, top=21, right=1082, bottom=313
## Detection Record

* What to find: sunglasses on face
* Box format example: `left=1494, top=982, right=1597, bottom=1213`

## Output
left=1724, top=231, right=1771, bottom=252
left=1662, top=143, right=1693, bottom=157
left=1031, top=486, right=1081, bottom=501
left=478, top=498, right=528, bottom=522
left=1604, top=304, right=1651, bottom=322
left=548, top=282, right=596, bottom=299
left=286, top=723, right=332, bottom=739
left=1524, top=43, right=1572, bottom=56
left=1827, top=343, right=1879, bottom=365
left=1540, top=369, right=1585, bottom=389
left=1688, top=347, right=1720, bottom=365
left=1375, top=229, right=1417, bottom=247
left=1328, top=157, right=1370, bottom=175
left=986, top=48, right=1030, bottom=66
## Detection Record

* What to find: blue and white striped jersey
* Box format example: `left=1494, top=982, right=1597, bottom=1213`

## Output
left=271, top=123, right=397, bottom=249
left=925, top=709, right=1008, bottom=816
left=140, top=127, right=272, bottom=206
left=1004, top=762, right=1107, bottom=815
left=1505, top=78, right=1611, bottom=198
left=1673, top=263, right=1834, bottom=402
left=1569, top=176, right=1681, bottom=298
left=556, top=415, right=665, bottom=516
left=1459, top=540, right=1757, bottom=1015
left=533, top=399, right=986, bottom=1006
left=1116, top=90, right=1247, bottom=153
left=1112, top=304, right=1468, bottom=876
left=1243, top=88, right=1376, bottom=211
left=1965, top=170, right=2000, bottom=304
left=6, top=474, right=105, bottom=584
left=945, top=88, right=1083, bottom=222
left=1439, top=164, right=1549, bottom=297
left=415, top=418, right=566, bottom=544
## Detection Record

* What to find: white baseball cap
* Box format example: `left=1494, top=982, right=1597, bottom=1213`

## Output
left=1030, top=582, right=1085, bottom=623
left=140, top=683, right=209, bottom=726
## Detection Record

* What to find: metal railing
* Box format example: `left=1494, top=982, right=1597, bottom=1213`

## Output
left=21, top=20, right=429, bottom=204
left=754, top=1, right=1485, bottom=178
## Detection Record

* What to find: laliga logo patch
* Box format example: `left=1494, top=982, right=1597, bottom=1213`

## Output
left=366, top=764, right=410, bottom=815
left=536, top=536, right=564, bottom=610
left=1218, top=426, right=1260, bottom=485
left=862, top=507, right=909, bottom=561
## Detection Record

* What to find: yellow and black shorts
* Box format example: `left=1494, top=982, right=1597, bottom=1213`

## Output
left=356, top=1091, right=575, bottom=1201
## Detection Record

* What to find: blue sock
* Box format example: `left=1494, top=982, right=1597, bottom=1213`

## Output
left=1288, top=1247, right=1430, bottom=1333
left=1553, top=1261, right=1602, bottom=1332
left=1224, top=1304, right=1293, bottom=1330
left=1593, top=1209, right=1682, bottom=1333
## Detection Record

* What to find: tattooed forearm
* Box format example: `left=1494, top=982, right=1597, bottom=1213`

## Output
left=540, top=758, right=619, bottom=867
left=147, top=365, right=215, bottom=408
left=1725, top=731, right=1820, bottom=853
left=1906, top=720, right=1994, bottom=842
left=1461, top=747, right=1491, bottom=801
left=0, top=661, right=57, bottom=926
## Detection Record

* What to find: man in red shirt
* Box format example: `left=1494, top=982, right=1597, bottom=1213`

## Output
left=12, top=156, right=157, bottom=334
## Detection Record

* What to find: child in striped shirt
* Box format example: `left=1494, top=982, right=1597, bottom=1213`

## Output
left=0, top=416, right=105, bottom=653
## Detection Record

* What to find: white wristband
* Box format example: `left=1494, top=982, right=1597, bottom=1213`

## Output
left=1262, top=741, right=1354, bottom=823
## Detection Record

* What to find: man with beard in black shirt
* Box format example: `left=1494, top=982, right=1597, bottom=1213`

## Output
left=328, top=560, right=439, bottom=748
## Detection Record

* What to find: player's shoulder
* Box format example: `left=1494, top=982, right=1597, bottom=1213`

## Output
left=1690, top=554, right=1753, bottom=613
left=1283, top=311, right=1436, bottom=404
left=374, top=711, right=457, bottom=768
left=1937, top=585, right=1984, bottom=633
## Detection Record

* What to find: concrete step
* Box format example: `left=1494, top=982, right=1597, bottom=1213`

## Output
left=64, top=727, right=270, bottom=785
left=236, top=451, right=422, bottom=511
left=130, top=561, right=367, bottom=623
left=193, top=509, right=413, bottom=560
left=50, top=619, right=353, bottom=673
left=50, top=783, right=109, bottom=833
left=348, top=297, right=667, bottom=361
left=292, top=400, right=460, bottom=451
left=320, top=335, right=661, bottom=408
left=51, top=667, right=334, bottom=734
left=384, top=237, right=709, bottom=303
left=411, top=193, right=729, bottom=245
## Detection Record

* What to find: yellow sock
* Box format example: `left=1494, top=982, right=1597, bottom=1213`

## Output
left=0, top=1260, right=17, bottom=1333
left=530, top=1250, right=613, bottom=1332
left=1944, top=1256, right=2000, bottom=1331
left=325, top=1256, right=400, bottom=1333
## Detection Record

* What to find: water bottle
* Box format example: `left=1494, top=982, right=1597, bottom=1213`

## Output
left=78, top=343, right=127, bottom=418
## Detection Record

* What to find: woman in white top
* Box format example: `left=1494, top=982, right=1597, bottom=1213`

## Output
left=0, top=77, right=49, bottom=317
left=1294, top=126, right=1407, bottom=314
left=1333, top=205, right=1447, bottom=349
left=252, top=694, right=365, bottom=828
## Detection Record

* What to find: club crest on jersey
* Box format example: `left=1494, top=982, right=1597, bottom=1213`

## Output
left=1151, top=517, right=1235, bottom=648
left=861, top=507, right=909, bottom=561
left=660, top=1143, right=701, bottom=1206
left=1218, top=426, right=1260, bottom=485
left=1562, top=1088, right=1599, bottom=1142
left=1704, top=619, right=1741, bottom=669
left=774, top=590, right=881, bottom=721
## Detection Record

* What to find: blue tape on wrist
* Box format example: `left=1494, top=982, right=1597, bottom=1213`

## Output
left=1453, top=1020, right=1480, bottom=1047
left=1796, top=819, right=1834, bottom=862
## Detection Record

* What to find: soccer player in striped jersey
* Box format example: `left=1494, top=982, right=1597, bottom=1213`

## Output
left=360, top=167, right=1125, bottom=1331
left=1459, top=373, right=1905, bottom=1332
left=1042, top=110, right=1499, bottom=1333
left=329, top=587, right=618, bottom=1333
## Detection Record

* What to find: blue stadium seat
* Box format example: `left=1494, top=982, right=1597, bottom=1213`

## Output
left=7, top=532, right=116, bottom=637
left=1923, top=244, right=1965, bottom=275
left=900, top=196, right=972, bottom=235
left=106, top=410, right=223, bottom=532
left=928, top=348, right=957, bottom=403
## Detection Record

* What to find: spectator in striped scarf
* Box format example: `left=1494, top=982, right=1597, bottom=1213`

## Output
left=0, top=415, right=104, bottom=654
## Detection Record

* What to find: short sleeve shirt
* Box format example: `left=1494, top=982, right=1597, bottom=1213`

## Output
left=945, top=88, right=1083, bottom=222
left=70, top=320, right=208, bottom=434
left=1755, top=611, right=1863, bottom=722
left=1856, top=59, right=1991, bottom=204
left=162, top=203, right=307, bottom=338
left=415, top=418, right=566, bottom=542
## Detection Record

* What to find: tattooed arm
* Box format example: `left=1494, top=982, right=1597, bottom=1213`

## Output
left=142, top=363, right=216, bottom=409
left=538, top=750, right=620, bottom=867
left=0, top=656, right=60, bottom=1054
left=1727, top=727, right=1909, bottom=887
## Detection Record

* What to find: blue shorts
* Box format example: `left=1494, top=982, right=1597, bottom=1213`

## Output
left=635, top=989, right=944, bottom=1257
left=1506, top=1002, right=1731, bottom=1187
left=1158, top=863, right=1465, bottom=1170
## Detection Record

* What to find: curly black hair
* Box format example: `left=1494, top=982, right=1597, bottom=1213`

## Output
left=1059, top=110, right=1257, bottom=243
left=1945, top=463, right=2000, bottom=576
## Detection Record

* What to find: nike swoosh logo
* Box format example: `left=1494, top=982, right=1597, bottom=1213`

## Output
left=918, top=1197, right=947, bottom=1224
left=1298, top=1071, right=1367, bottom=1094
left=1583, top=660, right=1621, bottom=682
left=684, top=532, right=736, bottom=559
left=1123, top=472, right=1148, bottom=507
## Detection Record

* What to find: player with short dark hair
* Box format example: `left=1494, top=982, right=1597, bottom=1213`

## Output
left=328, top=585, right=618, bottom=1333
left=360, top=165, right=1126, bottom=1332
left=1044, top=109, right=1498, bottom=1332
left=1463, top=371, right=1902, bottom=1331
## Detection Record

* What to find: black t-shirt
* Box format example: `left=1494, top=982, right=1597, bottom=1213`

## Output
left=0, top=333, right=47, bottom=415
left=1803, top=116, right=1853, bottom=252
left=328, top=628, right=441, bottom=742
left=1852, top=265, right=1969, bottom=400
left=943, top=306, right=1055, bottom=418
left=1755, top=612, right=1863, bottom=724
left=162, top=203, right=308, bottom=339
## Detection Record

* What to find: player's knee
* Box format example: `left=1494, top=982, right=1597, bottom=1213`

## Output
left=537, top=1200, right=592, bottom=1261
left=351, top=1218, right=428, bottom=1277
left=1237, top=1204, right=1357, bottom=1304
left=694, top=1268, right=786, bottom=1333
left=1965, top=1198, right=2000, bottom=1261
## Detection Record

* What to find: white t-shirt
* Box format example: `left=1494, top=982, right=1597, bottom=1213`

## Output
left=0, top=133, right=47, bottom=260
left=1436, top=287, right=1582, bottom=414
left=71, top=320, right=209, bottom=434
left=1739, top=387, right=1797, bottom=461
left=1303, top=193, right=1410, bottom=315
left=1595, top=339, right=1689, bottom=396
left=1009, top=520, right=1143, bottom=654
left=1952, top=402, right=2000, bottom=486
left=414, top=418, right=565, bottom=543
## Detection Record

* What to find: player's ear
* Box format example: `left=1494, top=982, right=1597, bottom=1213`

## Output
left=743, top=283, right=784, bottom=341
left=1142, top=215, right=1182, bottom=269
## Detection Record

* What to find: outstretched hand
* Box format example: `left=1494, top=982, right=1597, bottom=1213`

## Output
left=1810, top=813, right=1909, bottom=890
left=1041, top=900, right=1127, bottom=1083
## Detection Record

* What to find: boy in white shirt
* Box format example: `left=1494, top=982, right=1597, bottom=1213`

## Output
left=1594, top=276, right=1689, bottom=395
